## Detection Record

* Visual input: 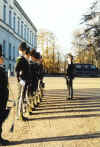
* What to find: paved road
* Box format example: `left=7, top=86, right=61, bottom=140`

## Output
left=3, top=77, right=100, bottom=147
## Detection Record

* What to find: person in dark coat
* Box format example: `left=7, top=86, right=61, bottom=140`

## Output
left=15, top=42, right=29, bottom=120
left=28, top=50, right=40, bottom=96
left=0, top=44, right=10, bottom=146
left=38, top=55, right=45, bottom=90
left=28, top=50, right=41, bottom=108
left=23, top=47, right=31, bottom=113
left=65, top=54, right=75, bottom=100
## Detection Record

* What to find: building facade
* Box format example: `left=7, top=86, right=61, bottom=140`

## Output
left=0, top=0, right=37, bottom=74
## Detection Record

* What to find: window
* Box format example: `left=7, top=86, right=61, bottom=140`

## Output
left=26, top=26, right=27, bottom=41
left=3, top=0, right=8, bottom=3
left=32, top=33, right=34, bottom=46
left=9, top=10, right=12, bottom=27
left=28, top=30, right=30, bottom=42
left=21, top=21, right=23, bottom=37
left=30, top=31, right=31, bottom=43
left=13, top=14, right=16, bottom=32
left=13, top=46, right=15, bottom=60
left=91, top=65, right=96, bottom=69
left=27, top=28, right=29, bottom=42
left=84, top=65, right=89, bottom=69
left=24, top=25, right=26, bottom=40
left=9, top=43, right=11, bottom=60
left=3, top=5, right=6, bottom=23
left=3, top=40, right=6, bottom=57
left=31, top=32, right=33, bottom=44
left=17, top=18, right=20, bottom=34
left=9, top=64, right=11, bottom=72
left=31, top=31, right=32, bottom=44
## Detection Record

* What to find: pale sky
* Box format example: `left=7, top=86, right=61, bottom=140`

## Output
left=17, top=0, right=94, bottom=55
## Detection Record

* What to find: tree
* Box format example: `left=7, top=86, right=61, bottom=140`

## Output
left=72, top=0, right=100, bottom=67
left=37, top=29, right=62, bottom=73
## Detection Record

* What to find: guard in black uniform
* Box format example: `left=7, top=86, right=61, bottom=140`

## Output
left=39, top=56, right=44, bottom=88
left=0, top=44, right=10, bottom=146
left=28, top=50, right=40, bottom=107
left=23, top=47, right=31, bottom=113
left=15, top=42, right=29, bottom=120
left=37, top=55, right=45, bottom=98
left=29, top=50, right=39, bottom=95
left=65, top=54, right=75, bottom=100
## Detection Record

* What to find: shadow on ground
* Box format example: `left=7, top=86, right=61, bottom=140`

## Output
left=8, top=88, right=100, bottom=146
left=9, top=132, right=100, bottom=145
left=26, top=88, right=100, bottom=121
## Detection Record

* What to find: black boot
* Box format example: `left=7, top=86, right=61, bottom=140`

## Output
left=0, top=137, right=10, bottom=146
left=0, top=109, right=10, bottom=146
left=0, top=128, right=10, bottom=146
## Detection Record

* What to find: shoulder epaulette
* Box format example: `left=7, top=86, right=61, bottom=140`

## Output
left=16, top=56, right=22, bottom=63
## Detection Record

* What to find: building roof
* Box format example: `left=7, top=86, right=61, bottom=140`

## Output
left=14, top=0, right=37, bottom=32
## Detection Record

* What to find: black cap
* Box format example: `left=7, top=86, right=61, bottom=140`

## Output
left=67, top=53, right=73, bottom=59
left=30, top=50, right=40, bottom=59
left=30, top=49, right=36, bottom=57
left=0, top=44, right=2, bottom=57
left=18, top=42, right=27, bottom=51
left=36, top=52, right=41, bottom=59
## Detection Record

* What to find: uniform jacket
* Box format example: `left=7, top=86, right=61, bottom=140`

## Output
left=29, top=60, right=40, bottom=82
left=38, top=63, right=44, bottom=80
left=65, top=62, right=75, bottom=79
left=0, top=65, right=9, bottom=119
left=0, top=65, right=8, bottom=89
left=15, top=56, right=29, bottom=82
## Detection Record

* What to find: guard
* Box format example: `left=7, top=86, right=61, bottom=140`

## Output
left=65, top=53, right=75, bottom=100
left=0, top=44, right=10, bottom=146
left=15, top=42, right=29, bottom=120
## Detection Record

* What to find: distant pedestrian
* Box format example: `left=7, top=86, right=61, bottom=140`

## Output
left=65, top=53, right=75, bottom=100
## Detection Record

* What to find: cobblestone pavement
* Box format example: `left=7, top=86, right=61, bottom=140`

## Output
left=2, top=77, right=100, bottom=147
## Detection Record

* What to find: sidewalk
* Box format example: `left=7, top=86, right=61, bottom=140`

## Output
left=2, top=77, right=100, bottom=147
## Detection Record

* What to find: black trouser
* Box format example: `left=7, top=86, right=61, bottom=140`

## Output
left=28, top=78, right=38, bottom=96
left=28, top=82, right=36, bottom=97
left=0, top=110, right=9, bottom=138
left=0, top=88, right=9, bottom=138
left=66, top=78, right=73, bottom=99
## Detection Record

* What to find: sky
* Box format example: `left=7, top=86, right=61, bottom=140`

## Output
left=17, top=0, right=94, bottom=55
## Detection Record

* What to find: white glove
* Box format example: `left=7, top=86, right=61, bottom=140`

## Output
left=19, top=80, right=25, bottom=86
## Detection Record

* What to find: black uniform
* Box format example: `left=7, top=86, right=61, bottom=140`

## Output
left=15, top=56, right=29, bottom=82
left=38, top=63, right=44, bottom=80
left=15, top=56, right=29, bottom=119
left=15, top=56, right=29, bottom=96
left=28, top=60, right=39, bottom=96
left=66, top=62, right=75, bottom=99
left=38, top=63, right=44, bottom=88
left=0, top=65, right=9, bottom=145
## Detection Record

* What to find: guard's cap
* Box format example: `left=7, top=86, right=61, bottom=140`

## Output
left=67, top=53, right=73, bottom=59
left=18, top=42, right=27, bottom=51
left=30, top=49, right=41, bottom=59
